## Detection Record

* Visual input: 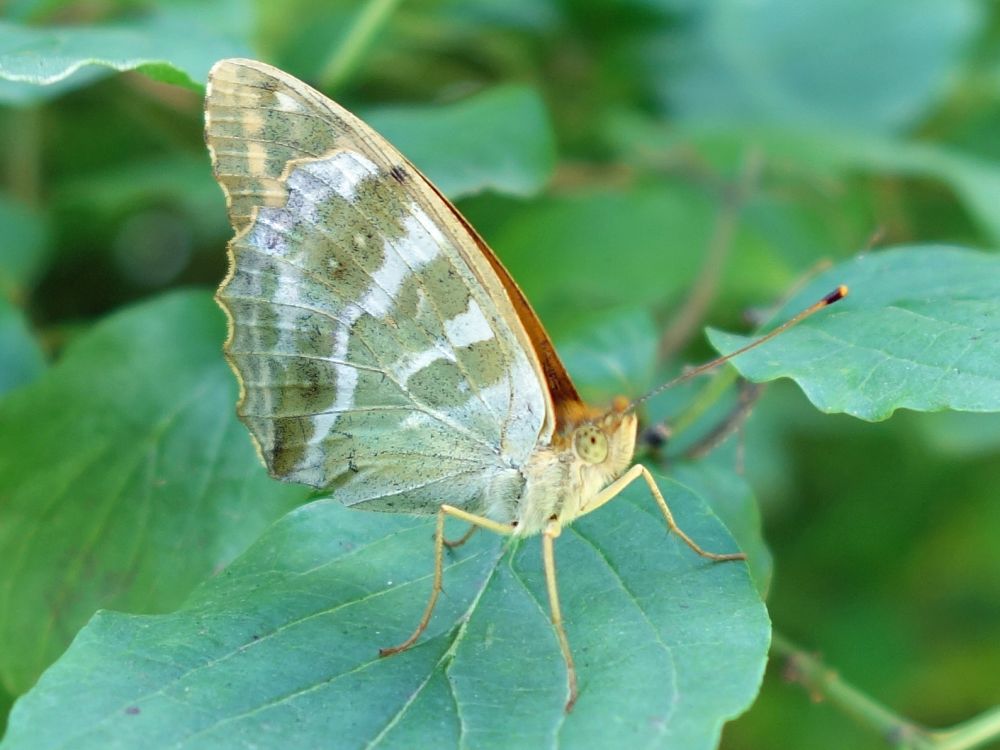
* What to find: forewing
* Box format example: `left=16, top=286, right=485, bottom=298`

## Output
left=206, top=59, right=549, bottom=514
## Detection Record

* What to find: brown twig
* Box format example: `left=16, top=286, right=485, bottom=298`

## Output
left=658, top=147, right=764, bottom=361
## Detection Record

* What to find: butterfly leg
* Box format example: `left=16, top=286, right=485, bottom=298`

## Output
left=585, top=464, right=746, bottom=561
left=379, top=504, right=514, bottom=657
left=542, top=519, right=579, bottom=712
left=442, top=524, right=478, bottom=549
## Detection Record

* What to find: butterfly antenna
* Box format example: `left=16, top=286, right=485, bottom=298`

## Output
left=627, top=285, right=848, bottom=412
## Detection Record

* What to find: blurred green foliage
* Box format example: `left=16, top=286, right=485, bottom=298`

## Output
left=1, top=0, right=999, bottom=748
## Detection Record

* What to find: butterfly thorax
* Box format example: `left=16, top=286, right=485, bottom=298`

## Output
left=508, top=402, right=638, bottom=536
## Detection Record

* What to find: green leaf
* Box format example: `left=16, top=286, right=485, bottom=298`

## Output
left=0, top=297, right=44, bottom=395
left=55, top=155, right=228, bottom=240
left=0, top=198, right=49, bottom=301
left=365, top=85, right=556, bottom=199
left=711, top=126, right=1000, bottom=250
left=0, top=291, right=308, bottom=694
left=707, top=246, right=1000, bottom=421
left=3, top=476, right=768, bottom=749
left=0, top=685, right=10, bottom=739
left=558, top=307, right=659, bottom=404
left=664, top=0, right=978, bottom=133
left=485, top=184, right=715, bottom=336
left=913, top=411, right=1000, bottom=457
left=0, top=3, right=253, bottom=104
left=611, top=111, right=1000, bottom=252
left=672, top=462, right=773, bottom=596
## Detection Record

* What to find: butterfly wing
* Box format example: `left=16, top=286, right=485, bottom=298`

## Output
left=411, top=179, right=582, bottom=415
left=206, top=58, right=555, bottom=515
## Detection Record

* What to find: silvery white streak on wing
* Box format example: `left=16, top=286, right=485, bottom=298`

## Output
left=273, top=90, right=303, bottom=112
left=285, top=151, right=378, bottom=211
left=256, top=209, right=295, bottom=239
left=394, top=344, right=453, bottom=385
left=444, top=297, right=494, bottom=348
left=395, top=207, right=444, bottom=266
left=359, top=221, right=423, bottom=318
left=399, top=410, right=434, bottom=432
left=406, top=194, right=448, bottom=248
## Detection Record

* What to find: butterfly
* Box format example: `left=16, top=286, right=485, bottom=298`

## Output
left=205, top=58, right=768, bottom=712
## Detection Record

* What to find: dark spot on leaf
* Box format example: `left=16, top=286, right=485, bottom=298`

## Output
left=125, top=706, right=140, bottom=716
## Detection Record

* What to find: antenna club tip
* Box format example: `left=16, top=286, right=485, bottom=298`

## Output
left=824, top=285, right=849, bottom=305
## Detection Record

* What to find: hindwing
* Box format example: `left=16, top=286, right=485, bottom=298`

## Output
left=206, top=59, right=555, bottom=514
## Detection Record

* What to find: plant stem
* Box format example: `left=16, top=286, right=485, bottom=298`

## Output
left=772, top=632, right=1000, bottom=750
left=319, top=0, right=406, bottom=92
left=658, top=147, right=762, bottom=361
left=926, top=707, right=1000, bottom=750
left=683, top=380, right=762, bottom=460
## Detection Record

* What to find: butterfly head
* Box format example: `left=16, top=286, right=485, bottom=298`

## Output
left=556, top=397, right=637, bottom=515
left=567, top=395, right=636, bottom=465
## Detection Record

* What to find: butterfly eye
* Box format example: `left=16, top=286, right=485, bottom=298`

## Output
left=573, top=425, right=609, bottom=464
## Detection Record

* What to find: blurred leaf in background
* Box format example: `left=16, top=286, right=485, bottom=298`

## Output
left=1, top=0, right=999, bottom=748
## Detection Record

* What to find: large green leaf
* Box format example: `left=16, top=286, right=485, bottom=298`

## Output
left=0, top=2, right=252, bottom=104
left=672, top=462, right=772, bottom=596
left=0, top=291, right=308, bottom=694
left=707, top=246, right=1000, bottom=421
left=2, top=475, right=768, bottom=750
left=365, top=85, right=556, bottom=200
